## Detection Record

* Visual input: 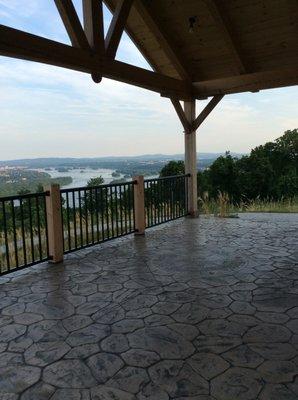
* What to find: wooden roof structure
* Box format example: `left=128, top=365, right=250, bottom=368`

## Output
left=0, top=0, right=297, bottom=101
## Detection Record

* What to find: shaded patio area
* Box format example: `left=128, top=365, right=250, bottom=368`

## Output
left=0, top=213, right=297, bottom=399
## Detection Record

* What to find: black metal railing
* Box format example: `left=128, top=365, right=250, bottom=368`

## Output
left=0, top=176, right=190, bottom=276
left=0, top=192, right=49, bottom=275
left=60, top=181, right=135, bottom=253
left=144, top=174, right=189, bottom=228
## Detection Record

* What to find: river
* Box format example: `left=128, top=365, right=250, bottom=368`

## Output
left=35, top=168, right=125, bottom=189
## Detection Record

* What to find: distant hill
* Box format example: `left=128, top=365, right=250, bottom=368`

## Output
left=0, top=153, right=244, bottom=167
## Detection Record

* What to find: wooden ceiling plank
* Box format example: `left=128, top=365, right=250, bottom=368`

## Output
left=170, top=99, right=191, bottom=133
left=0, top=24, right=191, bottom=99
left=54, top=0, right=90, bottom=50
left=105, top=0, right=134, bottom=59
left=192, top=95, right=224, bottom=130
left=133, top=0, right=191, bottom=81
left=204, top=0, right=247, bottom=74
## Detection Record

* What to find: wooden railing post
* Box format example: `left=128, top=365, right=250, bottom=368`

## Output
left=45, top=184, right=64, bottom=263
left=133, top=176, right=145, bottom=235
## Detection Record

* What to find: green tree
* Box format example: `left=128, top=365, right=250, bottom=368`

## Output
left=159, top=160, right=185, bottom=177
left=87, top=177, right=104, bottom=187
left=207, top=152, right=240, bottom=201
left=84, top=176, right=105, bottom=214
left=198, top=129, right=298, bottom=202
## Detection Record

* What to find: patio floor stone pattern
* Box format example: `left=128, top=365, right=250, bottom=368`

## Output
left=0, top=213, right=297, bottom=399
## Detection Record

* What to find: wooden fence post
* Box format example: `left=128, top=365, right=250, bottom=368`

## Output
left=45, top=184, right=64, bottom=263
left=133, top=176, right=145, bottom=235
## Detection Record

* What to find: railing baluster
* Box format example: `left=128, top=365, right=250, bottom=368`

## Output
left=90, top=188, right=95, bottom=244
left=95, top=188, right=100, bottom=243
left=20, top=198, right=27, bottom=266
left=35, top=196, right=42, bottom=261
left=119, top=186, right=123, bottom=235
left=43, top=195, right=49, bottom=259
left=2, top=201, right=10, bottom=271
left=84, top=189, right=89, bottom=245
left=105, top=187, right=110, bottom=239
left=66, top=192, right=71, bottom=251
left=78, top=190, right=83, bottom=247
left=115, top=186, right=119, bottom=237
left=10, top=200, right=18, bottom=268
left=110, top=186, right=115, bottom=238
left=128, top=183, right=132, bottom=233
left=72, top=190, right=77, bottom=249
left=131, top=183, right=134, bottom=232
left=28, top=197, right=34, bottom=264
left=124, top=184, right=128, bottom=234
left=100, top=187, right=105, bottom=241
left=61, top=193, right=65, bottom=253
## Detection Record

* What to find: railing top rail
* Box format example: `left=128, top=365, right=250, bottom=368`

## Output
left=144, top=174, right=190, bottom=183
left=0, top=191, right=47, bottom=202
left=60, top=180, right=136, bottom=193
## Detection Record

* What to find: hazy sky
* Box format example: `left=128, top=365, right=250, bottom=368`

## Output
left=0, top=0, right=297, bottom=160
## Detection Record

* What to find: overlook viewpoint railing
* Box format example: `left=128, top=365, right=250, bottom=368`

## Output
left=0, top=192, right=49, bottom=274
left=61, top=182, right=135, bottom=254
left=0, top=174, right=189, bottom=275
left=145, top=175, right=189, bottom=228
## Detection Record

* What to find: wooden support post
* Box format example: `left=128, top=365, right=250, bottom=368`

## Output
left=45, top=184, right=64, bottom=263
left=184, top=100, right=198, bottom=217
left=133, top=175, right=145, bottom=235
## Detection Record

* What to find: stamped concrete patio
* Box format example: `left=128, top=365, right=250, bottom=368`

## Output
left=0, top=213, right=297, bottom=400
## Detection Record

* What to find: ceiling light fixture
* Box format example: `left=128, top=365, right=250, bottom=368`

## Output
left=189, top=16, right=197, bottom=33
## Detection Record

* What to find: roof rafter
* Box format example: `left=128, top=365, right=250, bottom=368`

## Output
left=103, top=0, right=160, bottom=73
left=192, top=95, right=224, bottom=131
left=0, top=24, right=191, bottom=99
left=105, top=0, right=134, bottom=59
left=82, top=0, right=105, bottom=82
left=134, top=0, right=191, bottom=81
left=203, top=0, right=247, bottom=74
left=54, top=0, right=90, bottom=50
left=83, top=0, right=105, bottom=55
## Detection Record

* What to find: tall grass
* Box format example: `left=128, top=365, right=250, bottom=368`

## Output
left=199, top=192, right=298, bottom=216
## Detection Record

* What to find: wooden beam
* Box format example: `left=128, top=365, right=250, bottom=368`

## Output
left=134, top=0, right=191, bottom=81
left=171, top=99, right=191, bottom=133
left=204, top=0, right=247, bottom=74
left=83, top=0, right=105, bottom=83
left=83, top=0, right=105, bottom=55
left=192, top=95, right=224, bottom=131
left=105, top=0, right=134, bottom=59
left=192, top=68, right=298, bottom=97
left=104, top=0, right=160, bottom=73
left=54, top=0, right=90, bottom=50
left=0, top=24, right=191, bottom=99
left=105, top=59, right=191, bottom=99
